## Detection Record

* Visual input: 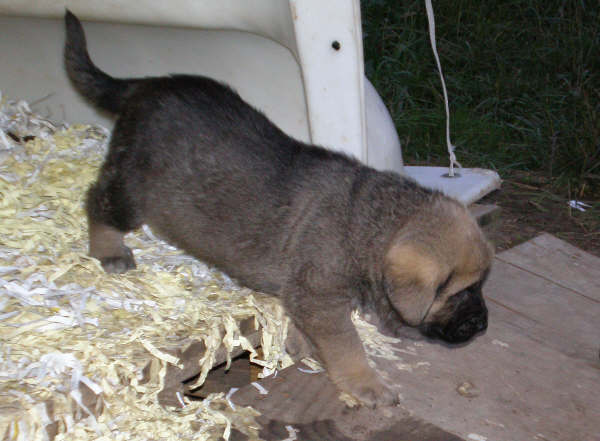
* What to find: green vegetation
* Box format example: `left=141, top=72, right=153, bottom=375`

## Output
left=361, top=0, right=599, bottom=197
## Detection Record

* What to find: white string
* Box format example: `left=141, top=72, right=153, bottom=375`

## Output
left=424, top=0, right=462, bottom=177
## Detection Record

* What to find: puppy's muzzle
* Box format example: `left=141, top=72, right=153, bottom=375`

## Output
left=420, top=288, right=488, bottom=343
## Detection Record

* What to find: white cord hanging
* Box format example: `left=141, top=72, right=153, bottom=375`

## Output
left=424, top=0, right=462, bottom=177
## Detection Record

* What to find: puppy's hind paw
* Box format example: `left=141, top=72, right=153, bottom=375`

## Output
left=99, top=247, right=136, bottom=274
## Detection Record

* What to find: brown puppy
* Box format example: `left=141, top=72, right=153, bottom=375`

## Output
left=64, top=11, right=493, bottom=407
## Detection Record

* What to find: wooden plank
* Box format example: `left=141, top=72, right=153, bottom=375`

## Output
left=496, top=233, right=600, bottom=302
left=355, top=235, right=600, bottom=441
left=229, top=235, right=600, bottom=441
left=231, top=365, right=465, bottom=441
left=485, top=259, right=599, bottom=362
left=231, top=305, right=599, bottom=441
left=368, top=299, right=600, bottom=441
left=486, top=234, right=600, bottom=362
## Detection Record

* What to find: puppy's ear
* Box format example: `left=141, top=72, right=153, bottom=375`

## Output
left=384, top=241, right=445, bottom=326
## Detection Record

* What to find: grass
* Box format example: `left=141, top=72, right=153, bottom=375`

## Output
left=361, top=0, right=600, bottom=197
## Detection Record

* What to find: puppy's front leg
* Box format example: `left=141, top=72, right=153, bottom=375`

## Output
left=291, top=298, right=398, bottom=408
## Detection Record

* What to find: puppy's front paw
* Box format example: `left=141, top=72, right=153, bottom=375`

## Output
left=335, top=371, right=399, bottom=409
left=100, top=247, right=136, bottom=273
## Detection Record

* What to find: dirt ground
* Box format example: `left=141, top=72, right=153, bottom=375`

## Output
left=479, top=171, right=600, bottom=258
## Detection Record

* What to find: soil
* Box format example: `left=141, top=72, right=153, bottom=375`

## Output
left=478, top=171, right=600, bottom=258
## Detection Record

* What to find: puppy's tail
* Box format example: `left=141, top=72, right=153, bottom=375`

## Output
left=64, top=10, right=139, bottom=114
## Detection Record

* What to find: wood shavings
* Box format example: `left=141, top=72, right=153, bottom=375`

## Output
left=492, top=339, right=509, bottom=348
left=351, top=310, right=414, bottom=361
left=296, top=367, right=323, bottom=374
left=299, top=357, right=323, bottom=372
left=467, top=434, right=488, bottom=441
left=225, top=388, right=239, bottom=411
left=457, top=381, right=480, bottom=398
left=138, top=338, right=183, bottom=368
left=396, top=361, right=430, bottom=372
left=1, top=93, right=287, bottom=440
left=250, top=382, right=269, bottom=395
left=338, top=392, right=360, bottom=408
left=281, top=425, right=300, bottom=441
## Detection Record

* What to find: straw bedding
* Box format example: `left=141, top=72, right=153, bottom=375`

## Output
left=0, top=93, right=292, bottom=441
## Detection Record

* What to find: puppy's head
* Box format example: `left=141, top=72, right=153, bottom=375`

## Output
left=383, top=197, right=493, bottom=343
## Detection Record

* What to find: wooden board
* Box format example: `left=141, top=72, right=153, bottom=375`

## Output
left=230, top=366, right=465, bottom=441
left=486, top=259, right=599, bottom=363
left=495, top=233, right=600, bottom=302
left=227, top=234, right=600, bottom=441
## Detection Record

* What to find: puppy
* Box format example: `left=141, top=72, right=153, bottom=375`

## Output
left=64, top=11, right=493, bottom=407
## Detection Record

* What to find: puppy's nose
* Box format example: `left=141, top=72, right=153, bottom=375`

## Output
left=464, top=292, right=488, bottom=331
left=465, top=312, right=487, bottom=334
left=448, top=315, right=486, bottom=343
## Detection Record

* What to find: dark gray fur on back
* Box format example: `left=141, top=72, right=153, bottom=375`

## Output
left=101, top=74, right=431, bottom=299
left=74, top=65, right=434, bottom=307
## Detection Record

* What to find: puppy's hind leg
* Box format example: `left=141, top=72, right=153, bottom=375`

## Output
left=86, top=178, right=141, bottom=274
left=88, top=221, right=136, bottom=273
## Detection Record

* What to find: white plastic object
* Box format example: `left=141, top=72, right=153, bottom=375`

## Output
left=0, top=0, right=402, bottom=173
left=0, top=0, right=500, bottom=201
left=403, top=167, right=501, bottom=205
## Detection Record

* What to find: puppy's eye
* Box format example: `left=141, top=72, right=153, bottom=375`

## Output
left=436, top=272, right=453, bottom=297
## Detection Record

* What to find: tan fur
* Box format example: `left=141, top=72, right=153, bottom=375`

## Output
left=384, top=243, right=443, bottom=325
left=384, top=198, right=493, bottom=327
